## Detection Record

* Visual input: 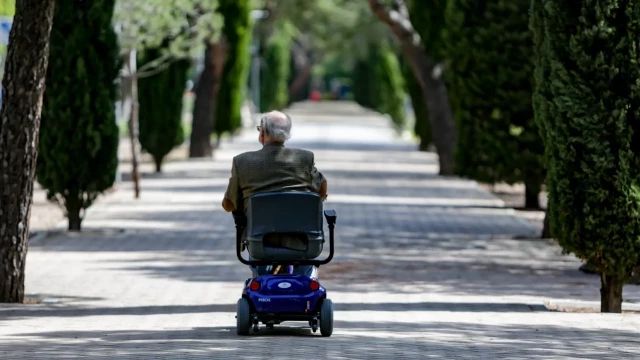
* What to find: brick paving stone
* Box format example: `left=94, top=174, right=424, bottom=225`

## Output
left=2, top=102, right=640, bottom=359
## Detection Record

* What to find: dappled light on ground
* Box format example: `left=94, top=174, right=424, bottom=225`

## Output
left=2, top=103, right=637, bottom=358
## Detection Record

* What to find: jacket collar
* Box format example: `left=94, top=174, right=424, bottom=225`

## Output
left=263, top=141, right=285, bottom=148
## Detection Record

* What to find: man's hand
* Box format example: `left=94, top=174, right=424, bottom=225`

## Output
left=319, top=179, right=328, bottom=201
left=222, top=198, right=236, bottom=212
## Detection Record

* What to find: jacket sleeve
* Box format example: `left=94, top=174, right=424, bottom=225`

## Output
left=224, top=157, right=243, bottom=212
left=309, top=152, right=326, bottom=193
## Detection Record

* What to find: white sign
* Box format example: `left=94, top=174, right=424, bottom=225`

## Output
left=277, top=282, right=291, bottom=289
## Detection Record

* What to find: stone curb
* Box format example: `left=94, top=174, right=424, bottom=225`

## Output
left=545, top=299, right=640, bottom=313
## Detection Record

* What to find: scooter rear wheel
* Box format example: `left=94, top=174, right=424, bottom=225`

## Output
left=320, top=298, right=333, bottom=337
left=236, top=298, right=251, bottom=335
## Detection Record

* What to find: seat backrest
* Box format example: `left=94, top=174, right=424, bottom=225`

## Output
left=246, top=191, right=323, bottom=238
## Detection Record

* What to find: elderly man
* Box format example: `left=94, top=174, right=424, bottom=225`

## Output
left=222, top=111, right=328, bottom=278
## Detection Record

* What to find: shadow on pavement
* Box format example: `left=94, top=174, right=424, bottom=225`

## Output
left=0, top=301, right=546, bottom=322
left=1, top=321, right=637, bottom=359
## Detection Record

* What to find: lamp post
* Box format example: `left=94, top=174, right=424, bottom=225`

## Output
left=250, top=9, right=269, bottom=123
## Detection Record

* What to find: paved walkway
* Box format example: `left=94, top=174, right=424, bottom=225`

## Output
left=2, top=102, right=640, bottom=359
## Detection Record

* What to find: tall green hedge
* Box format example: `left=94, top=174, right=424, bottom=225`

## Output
left=138, top=46, right=190, bottom=172
left=531, top=0, right=640, bottom=312
left=407, top=0, right=447, bottom=61
left=37, top=0, right=120, bottom=230
left=215, top=0, right=251, bottom=136
left=259, top=24, right=292, bottom=112
left=375, top=40, right=406, bottom=131
left=445, top=0, right=545, bottom=208
left=352, top=45, right=381, bottom=110
left=352, top=41, right=405, bottom=130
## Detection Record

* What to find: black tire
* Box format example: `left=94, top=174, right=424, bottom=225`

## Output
left=320, top=298, right=333, bottom=337
left=236, top=298, right=251, bottom=335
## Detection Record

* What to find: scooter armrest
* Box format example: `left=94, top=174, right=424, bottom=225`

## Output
left=324, top=209, right=337, bottom=225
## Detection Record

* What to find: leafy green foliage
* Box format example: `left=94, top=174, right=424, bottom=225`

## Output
left=278, top=0, right=371, bottom=60
left=262, top=0, right=389, bottom=69
left=259, top=22, right=292, bottom=111
left=0, top=0, right=14, bottom=16
left=138, top=45, right=190, bottom=172
left=114, top=0, right=222, bottom=56
left=37, top=0, right=121, bottom=229
left=444, top=0, right=544, bottom=194
left=532, top=0, right=640, bottom=278
left=215, top=0, right=252, bottom=136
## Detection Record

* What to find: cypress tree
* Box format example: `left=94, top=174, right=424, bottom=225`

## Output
left=215, top=0, right=251, bottom=137
left=37, top=0, right=121, bottom=231
left=445, top=0, right=545, bottom=208
left=259, top=24, right=292, bottom=112
left=138, top=46, right=190, bottom=172
left=531, top=0, right=640, bottom=312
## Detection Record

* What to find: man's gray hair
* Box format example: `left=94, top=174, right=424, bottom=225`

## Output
left=262, top=112, right=292, bottom=142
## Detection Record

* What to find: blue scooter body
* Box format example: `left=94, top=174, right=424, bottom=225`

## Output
left=244, top=274, right=325, bottom=314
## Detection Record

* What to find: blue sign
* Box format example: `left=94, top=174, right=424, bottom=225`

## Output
left=0, top=17, right=12, bottom=45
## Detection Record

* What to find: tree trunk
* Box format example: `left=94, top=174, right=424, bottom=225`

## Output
left=120, top=70, right=133, bottom=127
left=288, top=40, right=311, bottom=103
left=189, top=44, right=215, bottom=157
left=289, top=65, right=311, bottom=102
left=189, top=41, right=227, bottom=158
left=210, top=41, right=227, bottom=142
left=66, top=196, right=82, bottom=231
left=600, top=274, right=623, bottom=313
left=0, top=0, right=56, bottom=303
left=525, top=181, right=541, bottom=209
left=419, top=138, right=430, bottom=151
left=541, top=210, right=551, bottom=238
left=129, top=73, right=141, bottom=198
left=154, top=156, right=163, bottom=173
left=402, top=44, right=457, bottom=175
left=123, top=51, right=141, bottom=198
left=367, top=0, right=457, bottom=175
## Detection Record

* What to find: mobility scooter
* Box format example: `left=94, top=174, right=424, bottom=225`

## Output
left=233, top=191, right=337, bottom=336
